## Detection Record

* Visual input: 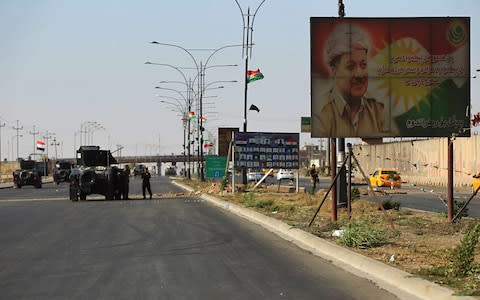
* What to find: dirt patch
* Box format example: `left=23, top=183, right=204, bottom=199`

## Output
left=182, top=179, right=480, bottom=296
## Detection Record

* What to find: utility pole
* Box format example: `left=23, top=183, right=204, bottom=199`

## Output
left=12, top=120, right=23, bottom=161
left=51, top=137, right=60, bottom=160
left=29, top=125, right=39, bottom=157
left=43, top=131, right=54, bottom=159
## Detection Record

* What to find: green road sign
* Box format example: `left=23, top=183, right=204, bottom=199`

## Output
left=205, top=156, right=227, bottom=179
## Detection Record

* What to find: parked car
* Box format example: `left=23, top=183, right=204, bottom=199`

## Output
left=277, top=169, right=294, bottom=181
left=262, top=168, right=274, bottom=177
left=133, top=164, right=146, bottom=177
left=472, top=174, right=480, bottom=193
left=247, top=169, right=264, bottom=182
left=369, top=168, right=402, bottom=189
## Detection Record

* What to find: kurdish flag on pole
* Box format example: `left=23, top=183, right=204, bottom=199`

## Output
left=247, top=69, right=264, bottom=83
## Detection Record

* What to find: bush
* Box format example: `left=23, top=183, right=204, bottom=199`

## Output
left=240, top=192, right=255, bottom=207
left=339, top=219, right=389, bottom=248
left=381, top=199, right=401, bottom=211
left=449, top=222, right=480, bottom=277
left=255, top=199, right=274, bottom=208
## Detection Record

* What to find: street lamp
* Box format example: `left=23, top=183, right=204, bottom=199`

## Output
left=149, top=42, right=242, bottom=181
left=155, top=86, right=194, bottom=179
left=157, top=99, right=189, bottom=178
left=234, top=0, right=266, bottom=132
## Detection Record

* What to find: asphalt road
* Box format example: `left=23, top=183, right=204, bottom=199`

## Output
left=0, top=176, right=399, bottom=300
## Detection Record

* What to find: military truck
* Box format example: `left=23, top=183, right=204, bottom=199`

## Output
left=12, top=159, right=43, bottom=188
left=69, top=146, right=127, bottom=201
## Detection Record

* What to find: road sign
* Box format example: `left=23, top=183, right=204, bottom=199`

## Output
left=205, top=156, right=228, bottom=179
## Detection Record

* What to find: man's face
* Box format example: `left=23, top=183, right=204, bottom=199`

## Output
left=332, top=48, right=368, bottom=102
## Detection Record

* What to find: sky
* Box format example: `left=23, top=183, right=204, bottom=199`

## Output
left=1, top=0, right=480, bottom=160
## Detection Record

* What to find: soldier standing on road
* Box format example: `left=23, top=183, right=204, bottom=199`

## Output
left=122, top=165, right=130, bottom=200
left=309, top=164, right=319, bottom=194
left=142, top=167, right=152, bottom=199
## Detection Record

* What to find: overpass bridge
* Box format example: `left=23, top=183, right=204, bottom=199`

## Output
left=54, top=155, right=198, bottom=165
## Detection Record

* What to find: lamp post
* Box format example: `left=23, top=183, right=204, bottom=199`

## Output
left=155, top=86, right=194, bottom=179
left=158, top=99, right=189, bottom=177
left=51, top=137, right=60, bottom=160
left=149, top=41, right=241, bottom=181
left=234, top=0, right=266, bottom=132
left=12, top=120, right=23, bottom=161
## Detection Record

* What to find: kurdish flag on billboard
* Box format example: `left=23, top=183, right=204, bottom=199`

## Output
left=310, top=17, right=470, bottom=138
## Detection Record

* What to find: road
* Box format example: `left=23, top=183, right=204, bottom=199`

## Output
left=0, top=176, right=399, bottom=300
left=240, top=174, right=480, bottom=218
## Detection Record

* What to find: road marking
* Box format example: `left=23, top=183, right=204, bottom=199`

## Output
left=0, top=198, right=67, bottom=203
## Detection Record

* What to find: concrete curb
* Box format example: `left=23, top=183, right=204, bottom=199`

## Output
left=172, top=180, right=475, bottom=300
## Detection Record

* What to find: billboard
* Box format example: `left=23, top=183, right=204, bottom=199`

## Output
left=218, top=127, right=239, bottom=157
left=310, top=17, right=470, bottom=138
left=234, top=132, right=299, bottom=169
left=301, top=116, right=311, bottom=133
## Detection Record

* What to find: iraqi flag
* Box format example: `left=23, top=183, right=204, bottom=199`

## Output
left=36, top=140, right=46, bottom=151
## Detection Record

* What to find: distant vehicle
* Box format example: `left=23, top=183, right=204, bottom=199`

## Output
left=53, top=161, right=72, bottom=184
left=13, top=159, right=42, bottom=188
left=277, top=169, right=294, bottom=181
left=369, top=168, right=402, bottom=189
left=134, top=164, right=146, bottom=177
left=165, top=166, right=177, bottom=176
left=247, top=169, right=264, bottom=182
left=69, top=146, right=128, bottom=201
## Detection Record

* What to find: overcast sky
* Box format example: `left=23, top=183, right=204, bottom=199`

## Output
left=1, top=0, right=479, bottom=159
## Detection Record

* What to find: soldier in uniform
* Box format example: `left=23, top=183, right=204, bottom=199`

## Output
left=312, top=22, right=386, bottom=137
left=122, top=165, right=130, bottom=200
left=142, top=167, right=152, bottom=199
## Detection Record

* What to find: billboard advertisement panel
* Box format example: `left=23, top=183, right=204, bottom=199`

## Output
left=310, top=17, right=470, bottom=138
left=234, top=132, right=299, bottom=169
left=218, top=127, right=239, bottom=157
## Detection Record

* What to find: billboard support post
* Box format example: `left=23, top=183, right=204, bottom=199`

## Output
left=331, top=138, right=337, bottom=222
left=448, top=137, right=454, bottom=221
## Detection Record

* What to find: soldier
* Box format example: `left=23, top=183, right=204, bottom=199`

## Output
left=309, top=164, right=319, bottom=194
left=122, top=165, right=130, bottom=200
left=142, top=167, right=152, bottom=199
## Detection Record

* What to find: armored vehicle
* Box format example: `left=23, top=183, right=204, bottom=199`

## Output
left=13, top=159, right=42, bottom=188
left=69, top=146, right=127, bottom=201
left=53, top=160, right=72, bottom=184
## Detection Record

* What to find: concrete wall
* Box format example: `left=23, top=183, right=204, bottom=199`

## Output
left=353, top=136, right=480, bottom=188
left=0, top=161, right=19, bottom=183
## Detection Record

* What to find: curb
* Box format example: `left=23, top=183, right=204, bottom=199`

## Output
left=172, top=180, right=475, bottom=300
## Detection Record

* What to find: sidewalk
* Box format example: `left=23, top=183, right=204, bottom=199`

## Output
left=173, top=180, right=476, bottom=300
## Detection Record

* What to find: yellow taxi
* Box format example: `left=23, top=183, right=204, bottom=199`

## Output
left=472, top=174, right=480, bottom=193
left=369, top=168, right=402, bottom=188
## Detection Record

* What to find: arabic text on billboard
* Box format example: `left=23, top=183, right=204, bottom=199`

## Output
left=310, top=17, right=470, bottom=138
left=234, top=132, right=299, bottom=169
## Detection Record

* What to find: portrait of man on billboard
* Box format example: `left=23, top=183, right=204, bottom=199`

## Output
left=311, top=21, right=388, bottom=138
left=311, top=17, right=470, bottom=139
